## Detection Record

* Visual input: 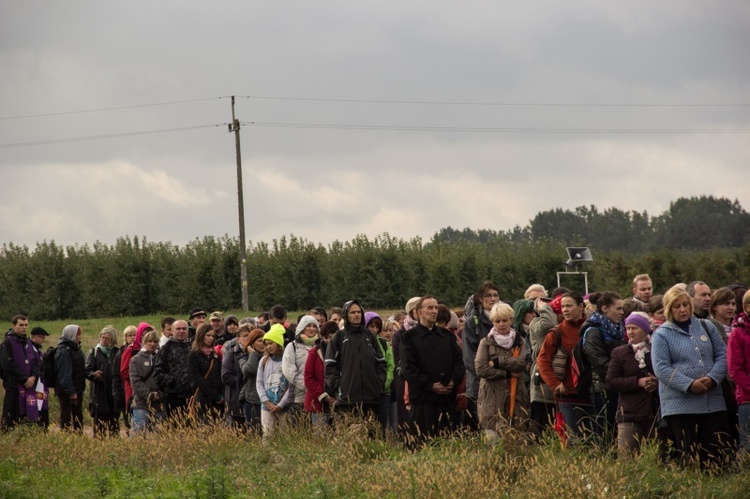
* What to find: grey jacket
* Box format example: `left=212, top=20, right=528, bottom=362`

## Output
left=238, top=349, right=261, bottom=405
left=129, top=350, right=160, bottom=410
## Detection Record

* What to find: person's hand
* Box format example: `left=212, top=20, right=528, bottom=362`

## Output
left=554, top=383, right=568, bottom=396
left=638, top=375, right=658, bottom=392
left=94, top=370, right=104, bottom=380
left=698, top=376, right=715, bottom=391
left=151, top=392, right=160, bottom=401
left=431, top=382, right=453, bottom=395
left=535, top=298, right=549, bottom=311
left=689, top=379, right=708, bottom=394
left=270, top=404, right=282, bottom=415
left=24, top=376, right=36, bottom=389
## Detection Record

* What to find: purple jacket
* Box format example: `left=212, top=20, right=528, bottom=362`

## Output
left=728, top=312, right=750, bottom=405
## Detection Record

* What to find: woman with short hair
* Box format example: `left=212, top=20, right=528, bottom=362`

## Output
left=129, top=330, right=164, bottom=435
left=710, top=287, right=737, bottom=337
left=652, top=287, right=729, bottom=469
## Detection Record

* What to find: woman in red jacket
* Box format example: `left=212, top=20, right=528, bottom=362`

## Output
left=537, top=291, right=592, bottom=440
left=304, top=321, right=339, bottom=427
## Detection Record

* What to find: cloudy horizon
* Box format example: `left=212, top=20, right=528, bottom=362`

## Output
left=2, top=1, right=749, bottom=250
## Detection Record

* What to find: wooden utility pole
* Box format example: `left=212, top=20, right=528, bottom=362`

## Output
left=230, top=96, right=249, bottom=311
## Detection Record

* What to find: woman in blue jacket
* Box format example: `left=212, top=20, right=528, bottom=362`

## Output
left=651, top=286, right=729, bottom=470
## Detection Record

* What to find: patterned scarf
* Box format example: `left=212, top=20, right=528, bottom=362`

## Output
left=587, top=311, right=625, bottom=342
left=630, top=340, right=650, bottom=369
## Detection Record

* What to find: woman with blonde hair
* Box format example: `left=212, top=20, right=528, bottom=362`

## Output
left=652, top=286, right=728, bottom=469
left=475, top=302, right=530, bottom=439
left=85, top=325, right=120, bottom=437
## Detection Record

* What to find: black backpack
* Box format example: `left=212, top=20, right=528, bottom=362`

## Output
left=570, top=328, right=594, bottom=395
left=43, top=346, right=61, bottom=387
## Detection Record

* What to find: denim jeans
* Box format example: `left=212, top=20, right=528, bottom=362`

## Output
left=131, top=408, right=150, bottom=437
left=739, top=403, right=750, bottom=453
left=557, top=400, right=595, bottom=440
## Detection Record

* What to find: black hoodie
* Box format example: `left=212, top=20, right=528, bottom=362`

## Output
left=324, top=300, right=386, bottom=405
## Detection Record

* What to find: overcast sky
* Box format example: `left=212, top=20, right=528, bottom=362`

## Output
left=2, top=1, right=749, bottom=250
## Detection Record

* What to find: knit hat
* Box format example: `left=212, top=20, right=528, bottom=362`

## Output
left=263, top=323, right=286, bottom=348
left=625, top=313, right=652, bottom=334
left=30, top=326, right=49, bottom=336
left=295, top=315, right=320, bottom=335
left=405, top=296, right=421, bottom=315
left=61, top=325, right=80, bottom=342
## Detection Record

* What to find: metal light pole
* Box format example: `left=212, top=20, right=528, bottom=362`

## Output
left=229, top=96, right=249, bottom=311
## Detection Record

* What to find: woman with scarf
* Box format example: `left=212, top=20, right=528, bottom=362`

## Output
left=119, top=323, right=155, bottom=419
left=112, top=325, right=136, bottom=432
left=652, top=286, right=728, bottom=470
left=85, top=326, right=119, bottom=437
left=581, top=291, right=626, bottom=445
left=605, top=312, right=659, bottom=457
left=130, top=330, right=164, bottom=435
left=475, top=303, right=530, bottom=439
left=188, top=323, right=224, bottom=424
left=281, top=315, right=320, bottom=427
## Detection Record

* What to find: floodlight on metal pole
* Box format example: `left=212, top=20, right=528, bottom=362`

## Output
left=557, top=247, right=593, bottom=295
left=229, top=96, right=249, bottom=312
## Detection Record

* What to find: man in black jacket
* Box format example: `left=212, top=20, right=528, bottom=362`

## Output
left=154, top=320, right=193, bottom=421
left=400, top=296, right=464, bottom=439
left=325, top=300, right=386, bottom=420
left=55, top=325, right=86, bottom=433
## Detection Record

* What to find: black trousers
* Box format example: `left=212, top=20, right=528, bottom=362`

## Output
left=530, top=401, right=556, bottom=438
left=409, top=401, right=456, bottom=438
left=666, top=411, right=729, bottom=470
left=1, top=386, right=21, bottom=431
left=58, top=392, right=84, bottom=433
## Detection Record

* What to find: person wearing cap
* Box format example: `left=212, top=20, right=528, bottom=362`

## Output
left=188, top=308, right=207, bottom=341
left=257, top=324, right=291, bottom=437
left=325, top=300, right=386, bottom=421
left=281, top=315, right=319, bottom=427
left=1, top=315, right=41, bottom=430
left=238, top=327, right=266, bottom=431
left=208, top=311, right=224, bottom=342
left=606, top=312, right=658, bottom=457
left=55, top=325, right=86, bottom=433
left=154, top=319, right=194, bottom=421
left=28, top=326, right=50, bottom=429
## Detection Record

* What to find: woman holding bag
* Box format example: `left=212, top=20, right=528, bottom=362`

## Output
left=187, top=324, right=224, bottom=424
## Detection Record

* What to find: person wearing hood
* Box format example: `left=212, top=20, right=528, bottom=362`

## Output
left=729, top=289, right=750, bottom=454
left=238, top=327, right=266, bottom=431
left=85, top=325, right=120, bottom=437
left=55, top=324, right=86, bottom=433
left=130, top=330, right=164, bottom=435
left=325, top=300, right=387, bottom=420
left=581, top=291, right=626, bottom=445
left=154, top=320, right=194, bottom=421
left=221, top=318, right=250, bottom=428
left=304, top=321, right=339, bottom=427
left=219, top=315, right=239, bottom=346
left=1, top=315, right=41, bottom=430
left=120, top=322, right=155, bottom=417
left=281, top=315, right=319, bottom=427
left=365, top=312, right=395, bottom=433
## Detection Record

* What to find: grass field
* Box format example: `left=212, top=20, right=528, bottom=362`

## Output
left=1, top=421, right=749, bottom=498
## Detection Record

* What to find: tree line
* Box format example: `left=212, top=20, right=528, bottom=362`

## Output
left=1, top=195, right=748, bottom=320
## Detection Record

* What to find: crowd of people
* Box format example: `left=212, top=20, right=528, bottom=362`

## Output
left=2, top=275, right=750, bottom=471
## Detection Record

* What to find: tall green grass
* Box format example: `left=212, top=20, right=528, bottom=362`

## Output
left=1, top=421, right=749, bottom=498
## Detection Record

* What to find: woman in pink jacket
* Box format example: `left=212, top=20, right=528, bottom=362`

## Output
left=728, top=289, right=750, bottom=453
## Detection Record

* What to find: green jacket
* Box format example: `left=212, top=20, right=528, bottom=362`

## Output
left=377, top=337, right=395, bottom=394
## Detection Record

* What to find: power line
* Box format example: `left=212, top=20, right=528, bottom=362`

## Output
left=0, top=97, right=229, bottom=121
left=238, top=95, right=750, bottom=108
left=243, top=121, right=750, bottom=134
left=0, top=124, right=228, bottom=149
